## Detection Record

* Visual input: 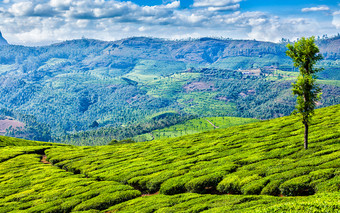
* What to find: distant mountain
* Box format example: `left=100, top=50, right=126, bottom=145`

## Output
left=46, top=36, right=339, bottom=66
left=0, top=36, right=338, bottom=142
left=0, top=32, right=8, bottom=46
left=316, top=36, right=340, bottom=59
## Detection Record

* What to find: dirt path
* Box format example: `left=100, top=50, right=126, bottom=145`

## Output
left=142, top=191, right=159, bottom=197
left=205, top=119, right=219, bottom=129
left=40, top=155, right=52, bottom=165
left=148, top=132, right=155, bottom=140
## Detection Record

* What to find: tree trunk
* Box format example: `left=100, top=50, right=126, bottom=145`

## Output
left=304, top=122, right=308, bottom=150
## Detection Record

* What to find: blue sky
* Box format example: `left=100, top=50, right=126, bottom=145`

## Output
left=0, top=0, right=339, bottom=45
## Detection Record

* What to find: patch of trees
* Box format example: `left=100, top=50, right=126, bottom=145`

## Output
left=54, top=114, right=196, bottom=146
left=0, top=108, right=51, bottom=141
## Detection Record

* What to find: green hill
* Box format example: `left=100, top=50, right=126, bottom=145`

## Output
left=0, top=36, right=339, bottom=142
left=0, top=135, right=58, bottom=147
left=134, top=116, right=259, bottom=142
left=0, top=105, right=339, bottom=212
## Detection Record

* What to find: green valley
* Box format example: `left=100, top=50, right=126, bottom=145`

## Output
left=0, top=36, right=339, bottom=144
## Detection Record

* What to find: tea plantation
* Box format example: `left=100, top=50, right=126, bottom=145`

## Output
left=0, top=105, right=339, bottom=212
left=133, top=116, right=258, bottom=142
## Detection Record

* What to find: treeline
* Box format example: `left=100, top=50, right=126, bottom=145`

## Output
left=54, top=113, right=195, bottom=146
left=199, top=68, right=339, bottom=119
left=0, top=108, right=51, bottom=141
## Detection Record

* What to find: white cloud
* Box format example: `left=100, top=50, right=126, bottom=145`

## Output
left=138, top=26, right=146, bottom=32
left=207, top=4, right=240, bottom=11
left=0, top=0, right=338, bottom=45
left=49, top=0, right=72, bottom=9
left=332, top=11, right=340, bottom=29
left=301, top=6, right=330, bottom=12
left=60, top=0, right=178, bottom=21
left=193, top=0, right=241, bottom=7
left=76, top=19, right=89, bottom=28
left=184, top=13, right=205, bottom=24
left=8, top=1, right=57, bottom=17
left=91, top=3, right=134, bottom=19
left=9, top=1, right=34, bottom=16
left=33, top=4, right=56, bottom=17
left=161, top=1, right=180, bottom=9
left=248, top=17, right=321, bottom=42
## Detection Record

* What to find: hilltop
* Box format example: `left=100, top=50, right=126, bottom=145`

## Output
left=0, top=104, right=339, bottom=212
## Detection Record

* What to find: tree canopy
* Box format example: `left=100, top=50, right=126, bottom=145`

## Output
left=286, top=37, right=323, bottom=149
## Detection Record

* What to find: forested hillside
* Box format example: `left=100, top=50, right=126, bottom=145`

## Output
left=0, top=104, right=339, bottom=212
left=0, top=36, right=339, bottom=142
left=57, top=115, right=259, bottom=145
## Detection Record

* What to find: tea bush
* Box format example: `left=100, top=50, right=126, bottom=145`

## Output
left=279, top=175, right=314, bottom=196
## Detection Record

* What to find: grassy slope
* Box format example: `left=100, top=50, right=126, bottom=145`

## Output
left=0, top=137, right=140, bottom=212
left=144, top=72, right=237, bottom=116
left=0, top=135, right=63, bottom=163
left=0, top=135, right=57, bottom=147
left=269, top=70, right=340, bottom=86
left=134, top=116, right=258, bottom=142
left=0, top=105, right=339, bottom=212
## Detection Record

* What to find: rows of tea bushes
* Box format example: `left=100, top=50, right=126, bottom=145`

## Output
left=46, top=105, right=340, bottom=198
left=0, top=135, right=55, bottom=147
left=0, top=150, right=339, bottom=213
left=133, top=116, right=258, bottom=142
left=106, top=192, right=340, bottom=212
left=0, top=136, right=62, bottom=163
left=0, top=146, right=47, bottom=163
left=1, top=105, right=339, bottom=212
left=0, top=142, right=140, bottom=212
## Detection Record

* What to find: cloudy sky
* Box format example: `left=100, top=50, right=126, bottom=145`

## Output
left=0, top=0, right=339, bottom=45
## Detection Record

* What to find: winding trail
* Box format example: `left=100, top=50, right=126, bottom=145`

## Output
left=40, top=155, right=52, bottom=164
left=148, top=132, right=155, bottom=140
left=205, top=119, right=219, bottom=129
left=39, top=152, right=150, bottom=197
left=142, top=191, right=159, bottom=197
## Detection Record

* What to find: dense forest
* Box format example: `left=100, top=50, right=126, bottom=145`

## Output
left=0, top=108, right=51, bottom=141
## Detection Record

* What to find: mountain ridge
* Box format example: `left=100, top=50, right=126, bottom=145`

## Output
left=47, top=36, right=339, bottom=62
left=0, top=31, right=8, bottom=46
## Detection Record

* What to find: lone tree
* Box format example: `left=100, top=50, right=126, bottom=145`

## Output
left=286, top=37, right=323, bottom=150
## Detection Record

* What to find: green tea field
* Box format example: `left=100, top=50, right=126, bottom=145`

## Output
left=0, top=105, right=339, bottom=212
left=133, top=116, right=258, bottom=142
